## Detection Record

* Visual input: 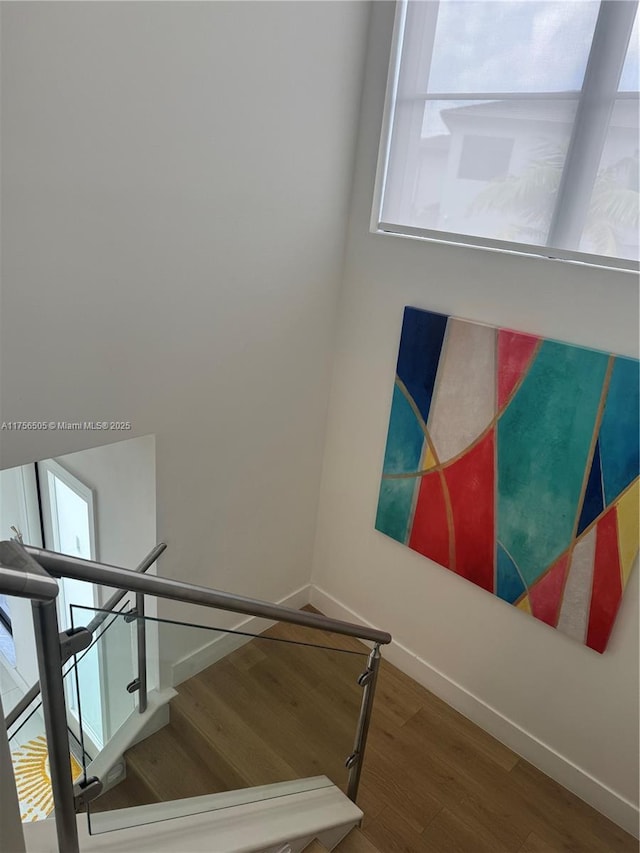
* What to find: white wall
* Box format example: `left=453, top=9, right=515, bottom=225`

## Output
left=0, top=2, right=369, bottom=637
left=311, top=2, right=640, bottom=834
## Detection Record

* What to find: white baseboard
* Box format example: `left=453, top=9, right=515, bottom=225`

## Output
left=310, top=584, right=640, bottom=839
left=171, top=584, right=312, bottom=687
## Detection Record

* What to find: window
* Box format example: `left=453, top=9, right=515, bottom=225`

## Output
left=38, top=459, right=96, bottom=563
left=373, top=1, right=639, bottom=269
left=38, top=459, right=104, bottom=748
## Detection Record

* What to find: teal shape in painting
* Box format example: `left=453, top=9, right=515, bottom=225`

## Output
left=377, top=382, right=424, bottom=543
left=375, top=478, right=416, bottom=544
left=599, top=356, right=640, bottom=506
left=497, top=340, right=609, bottom=587
left=496, top=543, right=527, bottom=603
left=382, top=383, right=425, bottom=475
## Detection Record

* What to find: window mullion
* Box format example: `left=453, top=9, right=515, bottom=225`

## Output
left=546, top=0, right=638, bottom=252
left=384, top=0, right=440, bottom=223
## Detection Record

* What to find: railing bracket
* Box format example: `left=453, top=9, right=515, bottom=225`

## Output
left=123, top=607, right=138, bottom=623
left=345, top=752, right=360, bottom=770
left=357, top=668, right=373, bottom=687
left=59, top=628, right=92, bottom=664
left=126, top=678, right=141, bottom=694
left=73, top=776, right=103, bottom=812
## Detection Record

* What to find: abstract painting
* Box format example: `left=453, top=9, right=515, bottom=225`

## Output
left=376, top=307, right=639, bottom=653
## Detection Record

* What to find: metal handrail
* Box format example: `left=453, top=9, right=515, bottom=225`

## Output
left=4, top=542, right=166, bottom=730
left=0, top=541, right=391, bottom=853
left=0, top=540, right=59, bottom=602
left=24, top=545, right=393, bottom=645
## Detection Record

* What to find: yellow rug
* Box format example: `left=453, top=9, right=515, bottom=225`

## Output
left=11, top=735, right=83, bottom=822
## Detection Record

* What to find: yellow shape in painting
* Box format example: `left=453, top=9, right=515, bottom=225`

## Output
left=421, top=445, right=437, bottom=471
left=617, top=479, right=639, bottom=588
left=517, top=596, right=531, bottom=614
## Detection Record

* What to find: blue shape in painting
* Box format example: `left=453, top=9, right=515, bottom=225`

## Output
left=577, top=439, right=604, bottom=535
left=599, top=356, right=640, bottom=506
left=496, top=543, right=526, bottom=603
left=396, top=308, right=448, bottom=424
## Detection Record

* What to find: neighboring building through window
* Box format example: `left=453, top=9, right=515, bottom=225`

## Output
left=458, top=134, right=514, bottom=181
left=374, top=0, right=639, bottom=269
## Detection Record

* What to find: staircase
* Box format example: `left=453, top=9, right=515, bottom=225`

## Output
left=303, top=829, right=380, bottom=852
left=2, top=545, right=392, bottom=853
left=90, top=616, right=368, bottom=851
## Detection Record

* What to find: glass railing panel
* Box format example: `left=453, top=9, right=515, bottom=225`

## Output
left=5, top=598, right=138, bottom=825
left=70, top=604, right=137, bottom=760
left=7, top=688, right=90, bottom=823
left=71, top=606, right=369, bottom=835
left=7, top=693, right=49, bottom=823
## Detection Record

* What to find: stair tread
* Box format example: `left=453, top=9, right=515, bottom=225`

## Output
left=189, top=655, right=348, bottom=783
left=124, top=723, right=230, bottom=802
left=90, top=772, right=154, bottom=813
left=333, top=828, right=382, bottom=853
left=303, top=828, right=380, bottom=853
left=170, top=696, right=248, bottom=791
left=172, top=678, right=300, bottom=789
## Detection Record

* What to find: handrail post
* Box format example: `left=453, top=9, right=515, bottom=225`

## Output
left=136, top=592, right=148, bottom=714
left=346, top=643, right=381, bottom=802
left=31, top=599, right=79, bottom=853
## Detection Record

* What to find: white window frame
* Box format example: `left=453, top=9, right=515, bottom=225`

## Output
left=38, top=459, right=107, bottom=751
left=38, top=458, right=98, bottom=565
left=371, top=0, right=640, bottom=273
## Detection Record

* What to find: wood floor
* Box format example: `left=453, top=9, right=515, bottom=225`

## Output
left=94, top=608, right=638, bottom=852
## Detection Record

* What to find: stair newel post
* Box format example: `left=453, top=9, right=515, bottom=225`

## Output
left=346, top=643, right=381, bottom=803
left=31, top=599, right=80, bottom=853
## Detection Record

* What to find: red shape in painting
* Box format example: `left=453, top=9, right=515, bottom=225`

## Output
left=528, top=554, right=570, bottom=627
left=497, top=329, right=540, bottom=409
left=443, top=429, right=495, bottom=592
left=586, top=507, right=623, bottom=653
left=409, top=469, right=451, bottom=569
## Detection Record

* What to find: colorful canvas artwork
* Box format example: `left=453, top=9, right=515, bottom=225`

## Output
left=376, top=307, right=639, bottom=653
